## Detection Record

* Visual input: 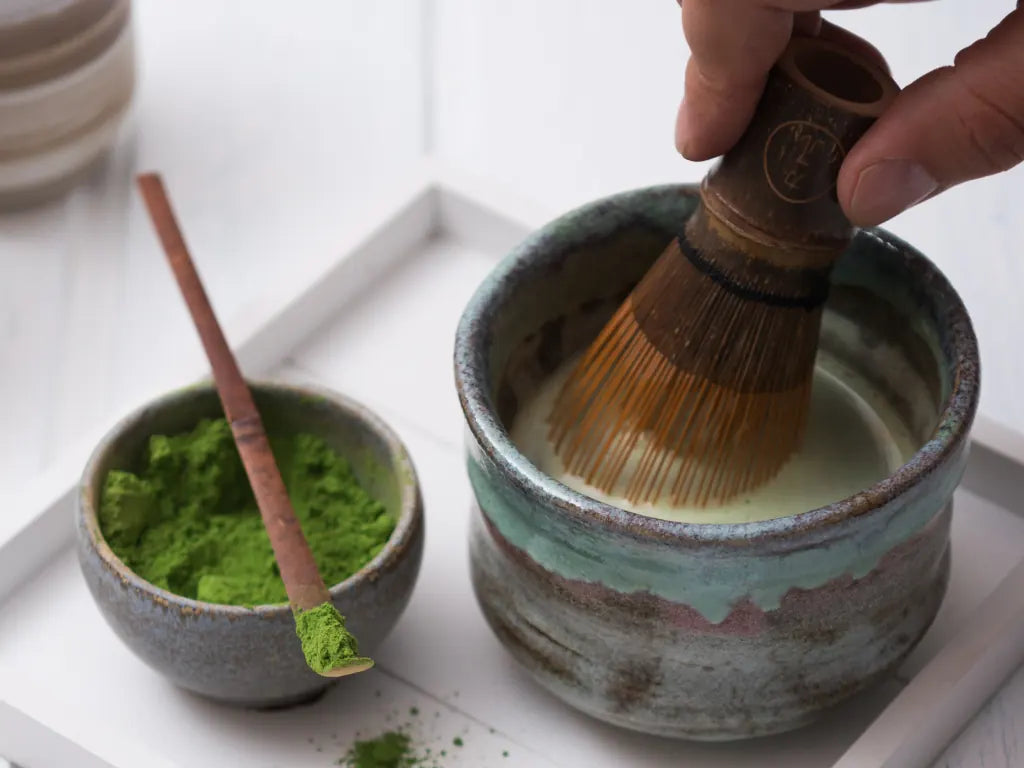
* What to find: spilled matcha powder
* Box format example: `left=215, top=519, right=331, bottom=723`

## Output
left=339, top=730, right=421, bottom=767
left=98, top=417, right=395, bottom=607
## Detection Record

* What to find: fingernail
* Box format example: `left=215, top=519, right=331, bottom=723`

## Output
left=849, top=160, right=938, bottom=225
left=675, top=99, right=691, bottom=156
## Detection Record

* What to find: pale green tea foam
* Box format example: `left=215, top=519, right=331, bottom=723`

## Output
left=510, top=354, right=918, bottom=524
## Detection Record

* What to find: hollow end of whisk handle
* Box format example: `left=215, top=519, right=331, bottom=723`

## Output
left=700, top=33, right=901, bottom=251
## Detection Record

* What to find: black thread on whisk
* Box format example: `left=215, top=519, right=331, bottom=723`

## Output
left=675, top=233, right=831, bottom=311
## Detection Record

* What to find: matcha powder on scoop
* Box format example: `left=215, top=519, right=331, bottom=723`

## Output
left=295, top=601, right=372, bottom=675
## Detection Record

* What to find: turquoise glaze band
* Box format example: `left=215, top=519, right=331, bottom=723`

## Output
left=468, top=439, right=965, bottom=624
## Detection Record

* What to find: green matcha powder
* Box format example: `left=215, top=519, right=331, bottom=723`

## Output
left=295, top=601, right=370, bottom=675
left=98, top=417, right=396, bottom=667
left=340, top=731, right=422, bottom=768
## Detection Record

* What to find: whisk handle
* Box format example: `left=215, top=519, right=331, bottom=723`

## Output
left=700, top=35, right=900, bottom=256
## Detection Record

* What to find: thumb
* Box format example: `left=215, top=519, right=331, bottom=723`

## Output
left=837, top=8, right=1024, bottom=227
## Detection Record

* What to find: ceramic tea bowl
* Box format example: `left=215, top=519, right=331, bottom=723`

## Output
left=454, top=184, right=978, bottom=740
left=76, top=380, right=423, bottom=708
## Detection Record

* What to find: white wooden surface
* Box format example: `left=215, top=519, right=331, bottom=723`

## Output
left=1, top=1, right=1022, bottom=765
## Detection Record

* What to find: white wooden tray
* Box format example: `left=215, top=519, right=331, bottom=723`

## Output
left=3, top=166, right=1023, bottom=768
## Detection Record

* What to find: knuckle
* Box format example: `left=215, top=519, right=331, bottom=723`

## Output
left=952, top=71, right=1024, bottom=173
left=947, top=12, right=1024, bottom=172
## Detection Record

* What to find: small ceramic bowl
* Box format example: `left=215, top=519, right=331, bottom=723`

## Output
left=454, top=184, right=979, bottom=740
left=76, top=380, right=424, bottom=708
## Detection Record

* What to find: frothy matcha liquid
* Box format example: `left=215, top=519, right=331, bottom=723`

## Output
left=510, top=355, right=917, bottom=524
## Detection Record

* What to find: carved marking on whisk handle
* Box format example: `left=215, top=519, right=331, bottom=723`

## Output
left=763, top=120, right=847, bottom=205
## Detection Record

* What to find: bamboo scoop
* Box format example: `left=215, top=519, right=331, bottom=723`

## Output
left=136, top=173, right=373, bottom=678
left=548, top=35, right=901, bottom=509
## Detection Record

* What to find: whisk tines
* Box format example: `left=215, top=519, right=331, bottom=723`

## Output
left=548, top=216, right=820, bottom=508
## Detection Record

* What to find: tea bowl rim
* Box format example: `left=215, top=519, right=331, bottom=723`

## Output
left=454, top=182, right=979, bottom=543
left=76, top=378, right=423, bottom=618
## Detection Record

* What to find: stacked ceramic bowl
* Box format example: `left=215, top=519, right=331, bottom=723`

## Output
left=0, top=0, right=135, bottom=209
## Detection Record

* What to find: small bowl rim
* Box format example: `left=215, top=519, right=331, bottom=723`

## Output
left=454, top=183, right=980, bottom=542
left=77, top=378, right=422, bottom=617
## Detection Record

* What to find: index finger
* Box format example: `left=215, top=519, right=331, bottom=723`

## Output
left=676, top=0, right=795, bottom=160
left=675, top=0, right=912, bottom=161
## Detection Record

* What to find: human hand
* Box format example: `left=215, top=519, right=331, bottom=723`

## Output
left=675, top=1, right=1024, bottom=226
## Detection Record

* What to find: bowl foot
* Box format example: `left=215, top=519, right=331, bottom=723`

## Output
left=250, top=684, right=334, bottom=711
left=178, top=682, right=334, bottom=711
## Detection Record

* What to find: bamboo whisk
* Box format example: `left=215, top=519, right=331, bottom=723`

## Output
left=548, top=35, right=900, bottom=508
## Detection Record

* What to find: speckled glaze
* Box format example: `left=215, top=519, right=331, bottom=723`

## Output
left=454, top=184, right=979, bottom=740
left=76, top=380, right=424, bottom=708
